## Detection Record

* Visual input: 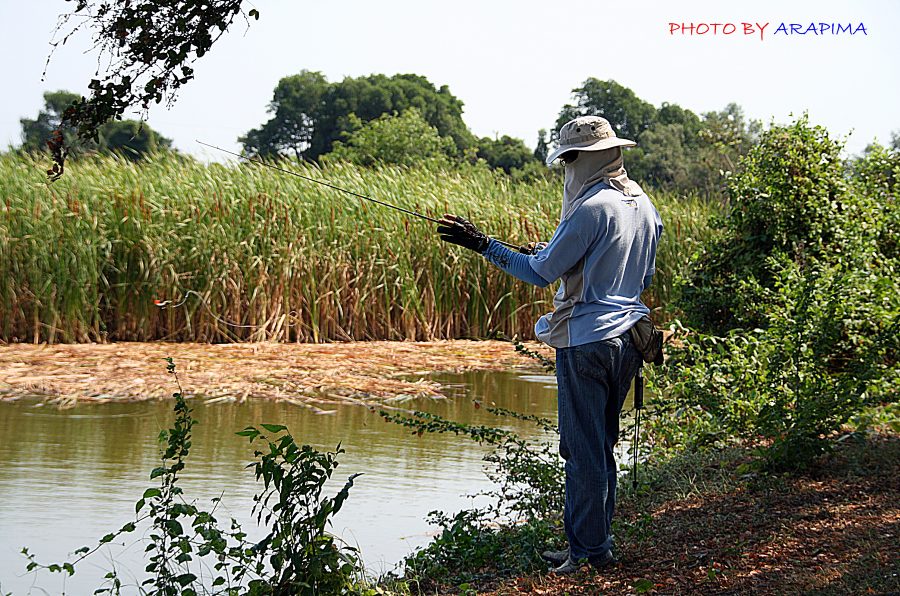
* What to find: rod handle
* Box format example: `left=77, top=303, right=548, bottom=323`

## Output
left=634, top=365, right=644, bottom=410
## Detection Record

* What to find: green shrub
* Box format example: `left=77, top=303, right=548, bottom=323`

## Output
left=653, top=259, right=899, bottom=469
left=851, top=143, right=900, bottom=260
left=381, top=408, right=563, bottom=588
left=653, top=116, right=900, bottom=469
left=328, top=109, right=456, bottom=167
left=680, top=115, right=855, bottom=331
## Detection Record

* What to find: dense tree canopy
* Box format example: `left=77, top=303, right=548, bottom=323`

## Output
left=98, top=120, right=172, bottom=159
left=552, top=79, right=760, bottom=197
left=20, top=90, right=171, bottom=160
left=555, top=79, right=658, bottom=143
left=241, top=72, right=474, bottom=162
left=328, top=109, right=455, bottom=167
left=20, top=91, right=96, bottom=155
left=533, top=129, right=550, bottom=164
left=475, top=135, right=537, bottom=174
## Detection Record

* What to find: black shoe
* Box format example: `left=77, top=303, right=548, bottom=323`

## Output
left=540, top=548, right=569, bottom=566
left=588, top=550, right=617, bottom=570
left=550, top=550, right=616, bottom=575
left=550, top=557, right=582, bottom=575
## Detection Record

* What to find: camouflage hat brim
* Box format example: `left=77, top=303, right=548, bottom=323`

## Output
left=545, top=136, right=636, bottom=165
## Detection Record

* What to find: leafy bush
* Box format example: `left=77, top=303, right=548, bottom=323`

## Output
left=652, top=260, right=899, bottom=469
left=851, top=143, right=900, bottom=260
left=327, top=108, right=456, bottom=167
left=380, top=408, right=564, bottom=588
left=652, top=116, right=900, bottom=469
left=679, top=115, right=854, bottom=332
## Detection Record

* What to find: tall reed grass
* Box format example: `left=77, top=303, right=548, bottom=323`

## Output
left=0, top=152, right=719, bottom=343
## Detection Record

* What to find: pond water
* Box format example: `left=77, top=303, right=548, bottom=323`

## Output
left=0, top=370, right=634, bottom=595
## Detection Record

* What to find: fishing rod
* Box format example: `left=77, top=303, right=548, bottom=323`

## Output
left=632, top=365, right=644, bottom=490
left=197, top=141, right=524, bottom=251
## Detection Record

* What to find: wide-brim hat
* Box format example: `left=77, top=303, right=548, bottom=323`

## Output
left=545, top=115, right=636, bottom=165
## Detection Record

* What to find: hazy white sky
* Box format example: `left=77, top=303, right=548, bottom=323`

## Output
left=1, top=0, right=897, bottom=158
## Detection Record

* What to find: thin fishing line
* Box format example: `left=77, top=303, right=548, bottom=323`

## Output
left=155, top=290, right=297, bottom=330
left=197, top=140, right=523, bottom=251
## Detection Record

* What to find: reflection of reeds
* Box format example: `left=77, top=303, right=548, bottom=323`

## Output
left=0, top=153, right=719, bottom=343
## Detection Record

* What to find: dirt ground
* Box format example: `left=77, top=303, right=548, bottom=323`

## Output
left=0, top=340, right=550, bottom=411
left=476, top=436, right=900, bottom=596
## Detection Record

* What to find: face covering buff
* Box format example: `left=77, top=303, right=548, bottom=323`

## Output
left=561, top=147, right=644, bottom=220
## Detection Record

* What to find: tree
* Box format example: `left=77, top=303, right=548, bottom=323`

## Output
left=475, top=135, right=537, bottom=174
left=44, top=0, right=255, bottom=177
left=20, top=90, right=172, bottom=160
left=555, top=79, right=658, bottom=143
left=657, top=102, right=702, bottom=146
left=551, top=81, right=761, bottom=198
left=20, top=91, right=96, bottom=155
left=239, top=70, right=328, bottom=162
left=241, top=72, right=474, bottom=161
left=627, top=123, right=693, bottom=190
left=533, top=129, right=549, bottom=164
left=99, top=120, right=172, bottom=159
left=328, top=109, right=455, bottom=167
left=698, top=103, right=761, bottom=172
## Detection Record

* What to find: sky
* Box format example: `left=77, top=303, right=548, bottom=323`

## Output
left=1, top=0, right=898, bottom=159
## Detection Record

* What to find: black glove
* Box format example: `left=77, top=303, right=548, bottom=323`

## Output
left=518, top=242, right=548, bottom=255
left=437, top=214, right=490, bottom=253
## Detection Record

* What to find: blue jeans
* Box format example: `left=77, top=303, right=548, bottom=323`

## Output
left=556, top=333, right=642, bottom=560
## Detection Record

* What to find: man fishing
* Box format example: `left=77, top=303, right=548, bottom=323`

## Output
left=436, top=115, right=663, bottom=574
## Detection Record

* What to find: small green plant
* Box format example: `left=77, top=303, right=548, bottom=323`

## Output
left=237, top=425, right=362, bottom=595
left=381, top=407, right=564, bottom=588
left=512, top=337, right=556, bottom=372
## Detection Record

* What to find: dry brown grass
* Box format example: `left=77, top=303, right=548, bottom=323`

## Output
left=473, top=437, right=900, bottom=596
left=0, top=340, right=552, bottom=412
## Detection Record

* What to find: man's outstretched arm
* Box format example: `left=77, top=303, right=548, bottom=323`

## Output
left=482, top=239, right=551, bottom=288
left=436, top=214, right=550, bottom=287
left=436, top=213, right=601, bottom=289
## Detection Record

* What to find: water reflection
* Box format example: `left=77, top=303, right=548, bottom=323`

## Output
left=0, top=370, right=634, bottom=594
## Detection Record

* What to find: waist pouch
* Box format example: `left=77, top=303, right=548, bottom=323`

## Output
left=628, top=315, right=664, bottom=365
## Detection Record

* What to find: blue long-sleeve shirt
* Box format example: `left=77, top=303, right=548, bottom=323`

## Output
left=482, top=240, right=552, bottom=287
left=480, top=182, right=662, bottom=348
